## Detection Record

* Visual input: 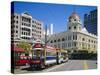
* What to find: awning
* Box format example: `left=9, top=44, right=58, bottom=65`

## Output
left=11, top=47, right=25, bottom=53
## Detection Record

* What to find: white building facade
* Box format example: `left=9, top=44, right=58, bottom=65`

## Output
left=48, top=12, right=97, bottom=54
left=11, top=12, right=43, bottom=45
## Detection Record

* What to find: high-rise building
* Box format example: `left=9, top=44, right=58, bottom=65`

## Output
left=50, top=24, right=53, bottom=35
left=11, top=12, right=43, bottom=45
left=84, top=9, right=97, bottom=35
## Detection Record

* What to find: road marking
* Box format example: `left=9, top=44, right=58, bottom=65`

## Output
left=83, top=60, right=88, bottom=70
left=43, top=63, right=67, bottom=72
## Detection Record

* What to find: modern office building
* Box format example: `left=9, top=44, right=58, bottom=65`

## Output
left=48, top=12, right=97, bottom=54
left=11, top=12, right=43, bottom=45
left=84, top=9, right=97, bottom=35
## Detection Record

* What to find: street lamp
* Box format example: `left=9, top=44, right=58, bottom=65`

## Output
left=44, top=25, right=47, bottom=63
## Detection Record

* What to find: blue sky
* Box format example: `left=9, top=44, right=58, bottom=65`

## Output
left=12, top=1, right=97, bottom=33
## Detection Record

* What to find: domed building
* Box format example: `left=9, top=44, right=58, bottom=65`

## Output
left=67, top=12, right=82, bottom=32
left=48, top=12, right=97, bottom=56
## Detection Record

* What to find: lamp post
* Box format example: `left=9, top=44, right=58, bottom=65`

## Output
left=44, top=25, right=47, bottom=64
left=44, top=25, right=51, bottom=65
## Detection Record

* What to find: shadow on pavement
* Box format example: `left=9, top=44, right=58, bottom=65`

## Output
left=21, top=67, right=43, bottom=71
left=21, top=64, right=57, bottom=72
left=69, top=53, right=97, bottom=60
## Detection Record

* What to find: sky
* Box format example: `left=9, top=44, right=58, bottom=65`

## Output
left=11, top=1, right=97, bottom=33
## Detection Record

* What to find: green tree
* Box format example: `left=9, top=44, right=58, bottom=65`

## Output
left=17, top=41, right=32, bottom=55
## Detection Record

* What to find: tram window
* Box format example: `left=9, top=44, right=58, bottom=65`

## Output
left=25, top=54, right=29, bottom=56
left=33, top=50, right=44, bottom=57
left=24, top=57, right=27, bottom=59
left=46, top=52, right=56, bottom=56
left=20, top=56, right=23, bottom=59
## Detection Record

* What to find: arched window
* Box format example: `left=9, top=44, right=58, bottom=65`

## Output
left=50, top=40, right=53, bottom=43
left=73, top=42, right=77, bottom=47
left=74, top=19, right=76, bottom=21
left=82, top=38, right=85, bottom=41
left=73, top=35, right=77, bottom=40
left=74, top=26, right=76, bottom=29
left=54, top=40, right=56, bottom=42
left=62, top=38, right=65, bottom=41
left=69, top=27, right=71, bottom=30
left=58, top=39, right=60, bottom=42
left=68, top=35, right=71, bottom=40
